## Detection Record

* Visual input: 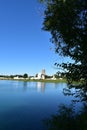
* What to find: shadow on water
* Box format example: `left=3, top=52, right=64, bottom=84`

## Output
left=43, top=84, right=87, bottom=130
left=43, top=104, right=87, bottom=130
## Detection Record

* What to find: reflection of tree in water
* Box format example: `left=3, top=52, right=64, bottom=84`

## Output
left=43, top=84, right=87, bottom=130
left=63, top=84, right=87, bottom=103
left=23, top=81, right=28, bottom=91
left=43, top=104, right=87, bottom=130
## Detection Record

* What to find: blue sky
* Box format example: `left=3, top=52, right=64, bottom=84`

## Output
left=0, top=0, right=71, bottom=76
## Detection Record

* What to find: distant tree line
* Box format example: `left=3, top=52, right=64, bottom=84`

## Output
left=0, top=73, right=28, bottom=79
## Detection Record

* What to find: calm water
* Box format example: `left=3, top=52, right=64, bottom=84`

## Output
left=0, top=80, right=82, bottom=130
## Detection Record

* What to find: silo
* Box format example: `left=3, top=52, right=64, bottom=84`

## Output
left=41, top=69, right=45, bottom=75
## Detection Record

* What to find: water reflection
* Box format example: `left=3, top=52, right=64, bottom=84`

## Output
left=21, top=82, right=66, bottom=93
left=36, top=82, right=45, bottom=92
left=0, top=80, right=86, bottom=130
left=21, top=81, right=60, bottom=93
left=43, top=103, right=87, bottom=130
left=22, top=81, right=46, bottom=92
left=23, top=82, right=28, bottom=91
left=0, top=80, right=66, bottom=93
left=21, top=81, right=63, bottom=93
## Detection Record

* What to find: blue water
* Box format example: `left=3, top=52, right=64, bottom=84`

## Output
left=0, top=80, right=82, bottom=130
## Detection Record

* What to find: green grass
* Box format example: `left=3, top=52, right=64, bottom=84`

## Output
left=12, top=78, right=67, bottom=83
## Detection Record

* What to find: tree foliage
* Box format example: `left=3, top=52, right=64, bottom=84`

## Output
left=40, top=0, right=87, bottom=84
left=23, top=73, right=28, bottom=79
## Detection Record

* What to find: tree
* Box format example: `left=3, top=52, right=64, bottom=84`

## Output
left=40, top=0, right=87, bottom=84
left=23, top=73, right=28, bottom=79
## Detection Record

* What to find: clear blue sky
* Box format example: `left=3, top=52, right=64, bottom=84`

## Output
left=0, top=0, right=71, bottom=76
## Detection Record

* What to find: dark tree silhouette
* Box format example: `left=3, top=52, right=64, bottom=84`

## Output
left=23, top=73, right=28, bottom=79
left=40, top=0, right=87, bottom=85
left=43, top=104, right=87, bottom=130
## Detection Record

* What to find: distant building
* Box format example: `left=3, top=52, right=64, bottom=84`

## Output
left=41, top=69, right=45, bottom=79
left=13, top=76, right=19, bottom=79
left=34, top=69, right=46, bottom=80
left=51, top=75, right=56, bottom=80
left=13, top=75, right=24, bottom=80
left=42, top=69, right=45, bottom=75
left=38, top=73, right=42, bottom=79
left=41, top=74, right=45, bottom=79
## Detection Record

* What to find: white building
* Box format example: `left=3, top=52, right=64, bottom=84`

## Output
left=38, top=73, right=42, bottom=79
left=33, top=69, right=46, bottom=80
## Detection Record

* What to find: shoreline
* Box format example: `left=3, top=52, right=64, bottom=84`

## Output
left=0, top=78, right=67, bottom=83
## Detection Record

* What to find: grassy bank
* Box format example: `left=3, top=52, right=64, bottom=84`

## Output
left=0, top=78, right=67, bottom=83
left=13, top=78, right=67, bottom=83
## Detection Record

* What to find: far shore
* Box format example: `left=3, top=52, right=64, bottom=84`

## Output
left=0, top=78, right=67, bottom=83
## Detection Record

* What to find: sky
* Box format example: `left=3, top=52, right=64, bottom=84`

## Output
left=0, top=0, right=71, bottom=76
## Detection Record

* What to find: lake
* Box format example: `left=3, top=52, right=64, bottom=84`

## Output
left=0, top=80, right=83, bottom=130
